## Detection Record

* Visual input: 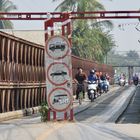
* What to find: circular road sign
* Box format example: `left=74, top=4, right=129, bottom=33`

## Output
left=48, top=87, right=72, bottom=112
left=45, top=35, right=71, bottom=60
left=47, top=62, right=71, bottom=86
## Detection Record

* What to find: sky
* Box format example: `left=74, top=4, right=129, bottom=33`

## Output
left=9, top=0, right=140, bottom=52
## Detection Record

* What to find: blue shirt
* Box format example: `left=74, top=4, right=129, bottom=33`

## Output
left=88, top=74, right=97, bottom=82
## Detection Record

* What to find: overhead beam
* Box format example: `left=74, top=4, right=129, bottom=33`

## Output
left=0, top=10, right=140, bottom=20
left=112, top=65, right=140, bottom=67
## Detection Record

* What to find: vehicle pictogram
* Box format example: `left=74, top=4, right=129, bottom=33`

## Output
left=46, top=35, right=71, bottom=60
left=47, top=62, right=71, bottom=86
left=48, top=87, right=72, bottom=112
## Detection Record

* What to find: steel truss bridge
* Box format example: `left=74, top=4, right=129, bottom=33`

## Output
left=0, top=10, right=140, bottom=120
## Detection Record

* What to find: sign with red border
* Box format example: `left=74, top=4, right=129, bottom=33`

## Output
left=45, top=35, right=71, bottom=60
left=47, top=87, right=73, bottom=112
left=47, top=62, right=71, bottom=86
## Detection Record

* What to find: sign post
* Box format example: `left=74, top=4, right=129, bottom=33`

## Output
left=45, top=35, right=73, bottom=112
left=45, top=15, right=73, bottom=121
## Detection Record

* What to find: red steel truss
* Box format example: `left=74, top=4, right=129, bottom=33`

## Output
left=0, top=10, right=140, bottom=21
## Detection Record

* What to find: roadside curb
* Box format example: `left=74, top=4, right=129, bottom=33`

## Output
left=113, top=87, right=136, bottom=123
left=0, top=107, right=40, bottom=122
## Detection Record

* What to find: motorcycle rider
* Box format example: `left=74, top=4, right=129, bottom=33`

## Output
left=133, top=73, right=139, bottom=85
left=88, top=69, right=98, bottom=83
left=119, top=73, right=126, bottom=86
left=98, top=73, right=108, bottom=93
left=74, top=67, right=87, bottom=100
left=88, top=69, right=98, bottom=99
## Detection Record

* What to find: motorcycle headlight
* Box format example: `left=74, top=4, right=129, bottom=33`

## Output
left=90, top=90, right=94, bottom=93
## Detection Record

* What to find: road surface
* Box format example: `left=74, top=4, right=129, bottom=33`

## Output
left=0, top=85, right=140, bottom=140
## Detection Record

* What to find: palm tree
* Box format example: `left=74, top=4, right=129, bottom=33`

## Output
left=52, top=0, right=115, bottom=62
left=53, top=0, right=105, bottom=12
left=0, top=0, right=17, bottom=29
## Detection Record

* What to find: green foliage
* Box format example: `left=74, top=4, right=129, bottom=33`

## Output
left=0, top=0, right=17, bottom=29
left=39, top=101, right=49, bottom=122
left=72, top=20, right=115, bottom=62
left=107, top=50, right=140, bottom=66
left=52, top=0, right=115, bottom=62
left=126, top=50, right=139, bottom=60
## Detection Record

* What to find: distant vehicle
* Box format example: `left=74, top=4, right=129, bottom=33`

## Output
left=119, top=78, right=125, bottom=86
left=49, top=42, right=66, bottom=52
left=98, top=80, right=109, bottom=93
left=134, top=80, right=139, bottom=86
left=133, top=75, right=139, bottom=86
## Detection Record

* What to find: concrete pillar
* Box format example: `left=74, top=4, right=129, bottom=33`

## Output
left=128, top=66, right=134, bottom=84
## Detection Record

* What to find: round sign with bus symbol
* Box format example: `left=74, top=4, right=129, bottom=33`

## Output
left=45, top=35, right=71, bottom=60
left=48, top=87, right=72, bottom=112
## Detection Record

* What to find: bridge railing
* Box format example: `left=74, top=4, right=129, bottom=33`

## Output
left=0, top=31, right=46, bottom=113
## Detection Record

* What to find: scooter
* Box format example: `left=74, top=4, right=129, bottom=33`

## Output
left=87, top=81, right=97, bottom=102
left=119, top=78, right=125, bottom=86
left=102, top=80, right=109, bottom=93
left=133, top=79, right=139, bottom=86
left=98, top=80, right=109, bottom=93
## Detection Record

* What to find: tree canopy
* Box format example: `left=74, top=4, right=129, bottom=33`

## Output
left=0, top=0, right=17, bottom=29
left=52, top=0, right=115, bottom=62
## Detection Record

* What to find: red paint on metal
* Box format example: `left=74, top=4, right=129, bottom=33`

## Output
left=47, top=109, right=51, bottom=121
left=53, top=111, right=56, bottom=120
left=64, top=112, right=67, bottom=120
left=0, top=11, right=140, bottom=20
left=70, top=108, right=74, bottom=121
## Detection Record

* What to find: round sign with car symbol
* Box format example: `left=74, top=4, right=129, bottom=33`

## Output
left=45, top=35, right=71, bottom=60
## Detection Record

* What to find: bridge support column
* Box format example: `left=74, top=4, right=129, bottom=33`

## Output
left=128, top=66, right=134, bottom=85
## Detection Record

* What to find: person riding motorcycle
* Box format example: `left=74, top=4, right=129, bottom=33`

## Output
left=119, top=73, right=126, bottom=86
left=98, top=73, right=109, bottom=93
left=133, top=73, right=139, bottom=85
left=87, top=69, right=98, bottom=99
left=74, top=67, right=87, bottom=100
left=88, top=69, right=98, bottom=83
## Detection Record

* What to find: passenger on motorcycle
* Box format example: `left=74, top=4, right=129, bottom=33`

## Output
left=74, top=67, right=87, bottom=100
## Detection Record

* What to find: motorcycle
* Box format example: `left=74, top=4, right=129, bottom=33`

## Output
left=87, top=81, right=97, bottom=102
left=133, top=76, right=139, bottom=86
left=133, top=79, right=139, bottom=86
left=119, top=78, right=125, bottom=86
left=98, top=80, right=109, bottom=93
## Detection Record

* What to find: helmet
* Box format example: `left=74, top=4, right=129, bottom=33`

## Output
left=90, top=69, right=95, bottom=74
